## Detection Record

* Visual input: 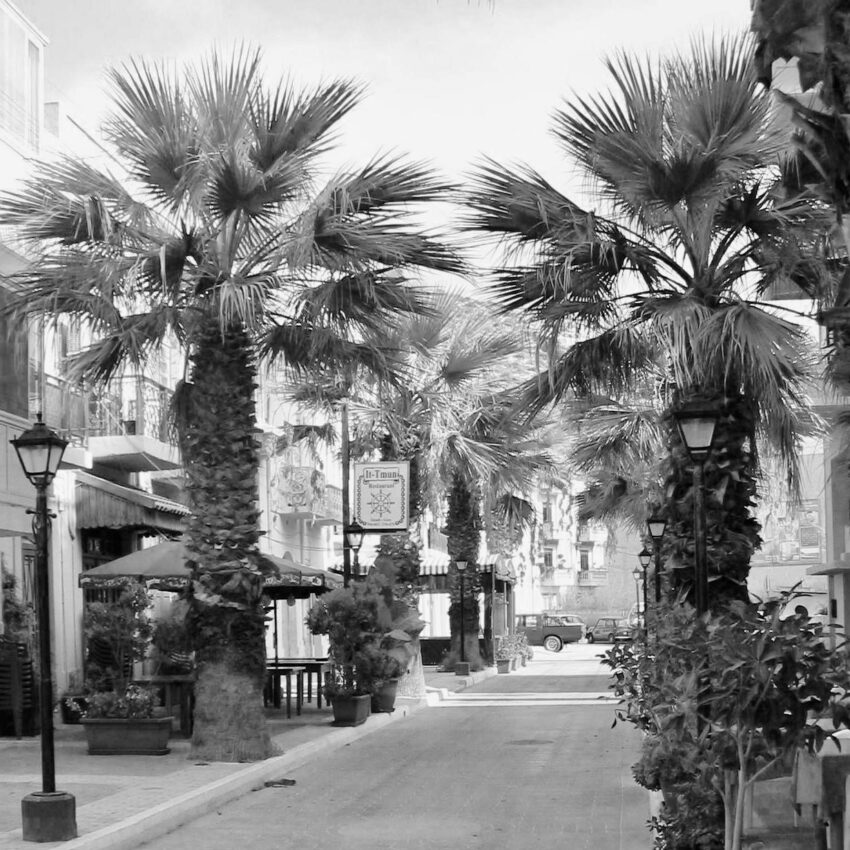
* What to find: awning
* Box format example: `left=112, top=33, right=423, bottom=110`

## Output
left=330, top=549, right=513, bottom=581
left=76, top=471, right=189, bottom=533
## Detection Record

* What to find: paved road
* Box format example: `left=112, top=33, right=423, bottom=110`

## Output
left=141, top=645, right=648, bottom=849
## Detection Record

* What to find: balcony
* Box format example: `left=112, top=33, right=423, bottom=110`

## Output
left=40, top=374, right=180, bottom=473
left=270, top=465, right=342, bottom=526
left=576, top=569, right=608, bottom=587
left=541, top=520, right=558, bottom=541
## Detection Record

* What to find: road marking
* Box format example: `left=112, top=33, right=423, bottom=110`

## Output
left=433, top=699, right=619, bottom=707
left=447, top=692, right=613, bottom=700
left=432, top=691, right=620, bottom=708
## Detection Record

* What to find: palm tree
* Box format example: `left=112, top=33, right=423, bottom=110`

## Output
left=462, top=34, right=830, bottom=609
left=368, top=295, right=551, bottom=669
left=0, top=48, right=460, bottom=760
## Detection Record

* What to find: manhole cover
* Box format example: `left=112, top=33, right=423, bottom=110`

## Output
left=506, top=739, right=553, bottom=746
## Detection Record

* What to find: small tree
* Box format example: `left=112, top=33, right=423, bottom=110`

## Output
left=603, top=594, right=850, bottom=850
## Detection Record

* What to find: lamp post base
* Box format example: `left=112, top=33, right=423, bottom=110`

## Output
left=21, top=791, right=77, bottom=842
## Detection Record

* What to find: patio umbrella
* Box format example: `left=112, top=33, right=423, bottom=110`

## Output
left=262, top=551, right=342, bottom=598
left=78, top=542, right=341, bottom=596
left=78, top=541, right=190, bottom=592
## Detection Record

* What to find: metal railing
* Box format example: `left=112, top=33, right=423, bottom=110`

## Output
left=35, top=374, right=174, bottom=445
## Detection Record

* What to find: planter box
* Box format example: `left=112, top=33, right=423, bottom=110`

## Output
left=81, top=717, right=173, bottom=755
left=370, top=680, right=399, bottom=714
left=455, top=662, right=471, bottom=677
left=331, top=694, right=370, bottom=727
left=496, top=659, right=511, bottom=674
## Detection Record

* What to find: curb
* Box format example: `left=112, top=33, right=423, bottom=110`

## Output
left=0, top=701, right=426, bottom=850
left=425, top=666, right=498, bottom=704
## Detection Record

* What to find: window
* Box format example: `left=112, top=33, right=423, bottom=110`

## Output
left=543, top=549, right=554, bottom=569
left=542, top=502, right=552, bottom=523
left=579, top=548, right=590, bottom=572
left=0, top=6, right=41, bottom=151
left=0, top=285, right=29, bottom=417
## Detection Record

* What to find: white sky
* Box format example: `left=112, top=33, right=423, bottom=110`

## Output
left=18, top=0, right=753, bottom=194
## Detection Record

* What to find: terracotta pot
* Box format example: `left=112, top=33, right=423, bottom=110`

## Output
left=331, top=694, right=370, bottom=726
left=81, top=716, right=173, bottom=755
left=370, top=679, right=399, bottom=714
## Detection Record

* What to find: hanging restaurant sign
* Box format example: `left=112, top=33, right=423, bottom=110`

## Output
left=352, top=461, right=410, bottom=532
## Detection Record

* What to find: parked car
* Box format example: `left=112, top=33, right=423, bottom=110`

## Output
left=516, top=613, right=585, bottom=652
left=586, top=616, right=632, bottom=644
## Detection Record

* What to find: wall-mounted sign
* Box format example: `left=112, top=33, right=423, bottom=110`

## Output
left=353, top=461, right=410, bottom=532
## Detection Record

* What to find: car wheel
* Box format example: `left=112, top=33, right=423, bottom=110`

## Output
left=608, top=633, right=615, bottom=643
left=543, top=635, right=563, bottom=653
left=586, top=633, right=595, bottom=643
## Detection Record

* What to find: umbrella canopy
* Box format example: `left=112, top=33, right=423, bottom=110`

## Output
left=78, top=542, right=341, bottom=596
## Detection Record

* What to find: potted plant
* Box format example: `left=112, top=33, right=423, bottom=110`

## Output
left=516, top=632, right=531, bottom=666
left=495, top=636, right=513, bottom=674
left=306, top=580, right=386, bottom=726
left=357, top=643, right=406, bottom=714
left=79, top=683, right=171, bottom=755
left=79, top=583, right=172, bottom=754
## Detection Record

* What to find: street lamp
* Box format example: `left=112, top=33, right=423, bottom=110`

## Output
left=672, top=407, right=720, bottom=615
left=632, top=564, right=643, bottom=630
left=638, top=548, right=651, bottom=636
left=647, top=515, right=667, bottom=604
left=456, top=560, right=468, bottom=665
left=10, top=414, right=77, bottom=842
left=344, top=520, right=365, bottom=580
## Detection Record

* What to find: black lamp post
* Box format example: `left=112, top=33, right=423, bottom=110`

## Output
left=344, top=520, right=365, bottom=580
left=672, top=407, right=720, bottom=616
left=631, top=564, right=643, bottom=630
left=647, top=515, right=667, bottom=604
left=638, top=548, right=651, bottom=638
left=456, top=560, right=468, bottom=663
left=10, top=414, right=77, bottom=842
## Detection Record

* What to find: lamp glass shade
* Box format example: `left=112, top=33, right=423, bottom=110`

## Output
left=344, top=521, right=365, bottom=552
left=638, top=548, right=652, bottom=568
left=647, top=516, right=667, bottom=542
left=632, top=566, right=642, bottom=581
left=673, top=409, right=719, bottom=462
left=11, top=416, right=68, bottom=488
left=456, top=560, right=468, bottom=572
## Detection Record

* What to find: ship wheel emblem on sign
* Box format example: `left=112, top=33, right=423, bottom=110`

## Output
left=353, top=462, right=410, bottom=532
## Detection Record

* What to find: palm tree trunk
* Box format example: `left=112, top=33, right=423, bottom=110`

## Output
left=180, top=318, right=271, bottom=761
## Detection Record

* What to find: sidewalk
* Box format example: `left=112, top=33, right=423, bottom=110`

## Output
left=0, top=667, right=493, bottom=850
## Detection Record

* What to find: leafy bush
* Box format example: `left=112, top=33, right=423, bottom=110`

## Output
left=83, top=583, right=152, bottom=694
left=602, top=592, right=850, bottom=850
left=307, top=566, right=422, bottom=698
left=83, top=683, right=157, bottom=719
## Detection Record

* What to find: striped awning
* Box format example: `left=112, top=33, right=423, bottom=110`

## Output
left=330, top=549, right=515, bottom=581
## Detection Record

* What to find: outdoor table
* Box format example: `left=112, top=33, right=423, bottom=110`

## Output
left=264, top=665, right=306, bottom=719
left=266, top=659, right=331, bottom=710
left=133, top=674, right=195, bottom=737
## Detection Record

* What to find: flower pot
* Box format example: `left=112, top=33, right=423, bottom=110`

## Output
left=331, top=694, right=370, bottom=726
left=370, top=679, right=399, bottom=714
left=496, top=659, right=510, bottom=674
left=81, top=717, right=173, bottom=755
left=510, top=657, right=517, bottom=671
